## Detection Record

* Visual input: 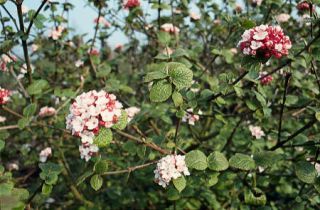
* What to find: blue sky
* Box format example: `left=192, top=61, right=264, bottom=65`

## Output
left=3, top=0, right=203, bottom=47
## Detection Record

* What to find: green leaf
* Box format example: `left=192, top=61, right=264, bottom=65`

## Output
left=144, top=69, right=168, bottom=83
left=166, top=186, right=180, bottom=201
left=93, top=128, right=113, bottom=147
left=39, top=162, right=63, bottom=176
left=42, top=173, right=58, bottom=185
left=157, top=31, right=171, bottom=45
left=244, top=188, right=267, bottom=206
left=90, top=174, right=103, bottom=191
left=23, top=103, right=37, bottom=118
left=316, top=112, right=320, bottom=122
left=172, top=176, right=186, bottom=193
left=27, top=79, right=49, bottom=95
left=0, top=140, right=4, bottom=151
left=112, top=110, right=127, bottom=130
left=185, top=150, right=208, bottom=170
left=76, top=171, right=94, bottom=186
left=94, top=160, right=109, bottom=174
left=0, top=182, right=14, bottom=196
left=207, top=151, right=229, bottom=171
left=172, top=91, right=183, bottom=107
left=229, top=153, right=256, bottom=171
left=42, top=184, right=52, bottom=195
left=206, top=172, right=219, bottom=187
left=150, top=79, right=172, bottom=102
left=253, top=151, right=282, bottom=168
left=314, top=177, right=320, bottom=193
left=167, top=62, right=193, bottom=90
left=0, top=0, right=7, bottom=5
left=17, top=117, right=30, bottom=129
left=295, top=161, right=317, bottom=184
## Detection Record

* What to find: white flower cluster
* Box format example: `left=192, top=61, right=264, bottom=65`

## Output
left=39, top=147, right=52, bottom=163
left=66, top=90, right=123, bottom=161
left=182, top=108, right=202, bottom=126
left=249, top=125, right=265, bottom=139
left=125, top=106, right=140, bottom=122
left=154, top=155, right=190, bottom=188
left=39, top=106, right=56, bottom=117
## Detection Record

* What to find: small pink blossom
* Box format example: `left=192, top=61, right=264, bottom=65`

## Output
left=115, top=44, right=123, bottom=52
left=259, top=71, right=273, bottom=85
left=125, top=106, right=140, bottom=122
left=161, top=23, right=180, bottom=35
left=94, top=17, right=111, bottom=28
left=123, top=0, right=140, bottom=9
left=48, top=26, right=64, bottom=40
left=39, top=147, right=52, bottom=162
left=276, top=13, right=290, bottom=23
left=182, top=108, right=202, bottom=126
left=88, top=48, right=100, bottom=56
left=21, top=5, right=29, bottom=14
left=0, top=116, right=6, bottom=123
left=249, top=125, right=265, bottom=139
left=75, top=60, right=84, bottom=67
left=190, top=12, right=201, bottom=20
left=39, top=106, right=56, bottom=117
left=0, top=87, right=11, bottom=105
left=154, top=155, right=190, bottom=188
left=31, top=44, right=39, bottom=52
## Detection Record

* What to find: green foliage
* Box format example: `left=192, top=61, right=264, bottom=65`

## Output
left=207, top=151, right=229, bottom=171
left=229, top=153, right=256, bottom=171
left=295, top=161, right=317, bottom=184
left=93, top=127, right=113, bottom=147
left=185, top=150, right=208, bottom=170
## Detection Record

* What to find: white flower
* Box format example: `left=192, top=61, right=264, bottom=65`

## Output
left=250, top=41, right=263, bottom=50
left=276, top=13, right=290, bottom=23
left=79, top=144, right=99, bottom=161
left=39, top=147, right=52, bottom=162
left=39, top=106, right=56, bottom=117
left=154, top=155, right=190, bottom=188
left=161, top=23, right=180, bottom=34
left=182, top=108, right=201, bottom=126
left=190, top=12, right=201, bottom=20
left=253, top=30, right=268, bottom=40
left=0, top=116, right=6, bottom=123
left=249, top=125, right=265, bottom=139
left=21, top=5, right=29, bottom=14
left=75, top=60, right=84, bottom=67
left=125, top=106, right=140, bottom=122
left=31, top=44, right=39, bottom=52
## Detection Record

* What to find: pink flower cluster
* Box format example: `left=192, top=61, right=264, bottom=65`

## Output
left=249, top=125, right=265, bottom=139
left=94, top=17, right=111, bottom=28
left=297, top=1, right=315, bottom=12
left=0, top=54, right=17, bottom=72
left=125, top=106, right=140, bottom=122
left=48, top=26, right=64, bottom=40
left=66, top=90, right=123, bottom=161
left=39, top=147, right=52, bottom=163
left=238, top=25, right=292, bottom=59
left=39, top=106, right=57, bottom=117
left=259, top=71, right=273, bottom=85
left=154, top=155, right=190, bottom=188
left=0, top=87, right=11, bottom=105
left=123, top=0, right=140, bottom=9
left=161, top=23, right=180, bottom=35
left=182, top=108, right=202, bottom=126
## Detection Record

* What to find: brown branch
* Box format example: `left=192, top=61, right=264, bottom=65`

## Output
left=101, top=161, right=157, bottom=175
left=26, top=0, right=47, bottom=35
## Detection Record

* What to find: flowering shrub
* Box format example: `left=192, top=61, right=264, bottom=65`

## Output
left=0, top=0, right=320, bottom=209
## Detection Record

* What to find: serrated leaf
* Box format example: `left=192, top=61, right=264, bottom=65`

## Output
left=94, top=160, right=109, bottom=174
left=295, top=161, right=317, bottom=184
left=185, top=150, right=207, bottom=170
left=253, top=151, right=282, bottom=168
left=42, top=184, right=52, bottom=195
left=23, top=103, right=37, bottom=118
left=150, top=79, right=172, bottom=102
left=112, top=110, right=127, bottom=130
left=168, top=62, right=193, bottom=90
left=76, top=171, right=94, bottom=186
left=173, top=176, right=186, bottom=193
left=90, top=174, right=103, bottom=191
left=172, top=91, right=183, bottom=107
left=144, top=70, right=168, bottom=83
left=17, top=117, right=30, bottom=129
left=244, top=188, right=267, bottom=206
left=207, top=151, right=229, bottom=171
left=93, top=128, right=113, bottom=147
left=27, top=79, right=49, bottom=95
left=229, top=153, right=256, bottom=171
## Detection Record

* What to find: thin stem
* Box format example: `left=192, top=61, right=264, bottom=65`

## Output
left=1, top=5, right=19, bottom=31
left=277, top=73, right=291, bottom=143
left=26, top=0, right=47, bottom=35
left=101, top=161, right=157, bottom=176
left=173, top=119, right=181, bottom=154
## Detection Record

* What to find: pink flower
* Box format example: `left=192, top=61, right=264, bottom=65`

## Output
left=182, top=108, right=202, bottom=126
left=259, top=71, right=273, bottom=85
left=161, top=23, right=180, bottom=35
left=0, top=87, right=11, bottom=105
left=0, top=54, right=16, bottom=72
left=48, top=26, right=64, bottom=40
left=276, top=13, right=290, bottom=23
left=88, top=48, right=100, bottom=56
left=75, top=60, right=84, bottom=67
left=21, top=5, right=29, bottom=14
left=190, top=12, right=201, bottom=20
left=39, top=147, right=52, bottom=162
left=66, top=90, right=125, bottom=161
left=250, top=0, right=263, bottom=6
left=125, top=106, right=140, bottom=122
left=162, top=47, right=174, bottom=56
left=238, top=25, right=291, bottom=59
left=297, top=1, right=315, bottom=12
left=249, top=125, right=265, bottom=139
left=31, top=44, right=39, bottom=52
left=154, top=155, right=190, bottom=188
left=39, top=106, right=56, bottom=117
left=114, top=44, right=123, bottom=52
left=94, top=17, right=111, bottom=28
left=123, top=0, right=140, bottom=9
